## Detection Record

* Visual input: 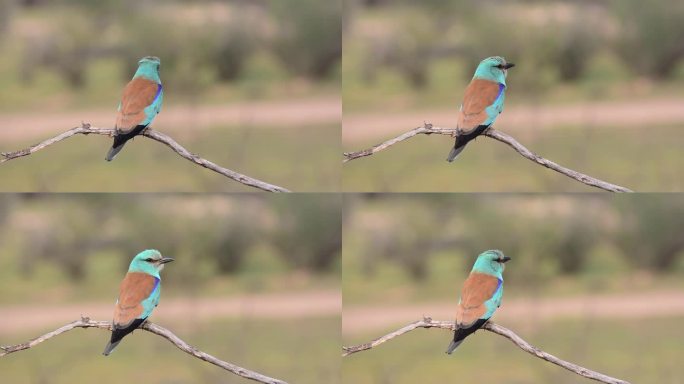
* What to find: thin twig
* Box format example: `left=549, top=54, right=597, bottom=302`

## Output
left=0, top=123, right=290, bottom=193
left=342, top=123, right=633, bottom=193
left=0, top=316, right=288, bottom=384
left=342, top=317, right=630, bottom=384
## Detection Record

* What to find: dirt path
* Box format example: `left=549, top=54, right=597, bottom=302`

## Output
left=343, top=97, right=684, bottom=143
left=0, top=290, right=340, bottom=334
left=343, top=290, right=684, bottom=335
left=0, top=97, right=341, bottom=143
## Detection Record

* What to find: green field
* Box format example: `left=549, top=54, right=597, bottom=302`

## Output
left=343, top=316, right=683, bottom=384
left=0, top=245, right=339, bottom=306
left=2, top=317, right=340, bottom=384
left=0, top=194, right=341, bottom=304
left=342, top=249, right=684, bottom=308
left=342, top=194, right=684, bottom=305
left=343, top=124, right=684, bottom=192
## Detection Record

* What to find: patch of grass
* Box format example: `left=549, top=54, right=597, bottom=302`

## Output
left=342, top=125, right=684, bottom=192
left=0, top=123, right=340, bottom=192
left=1, top=317, right=340, bottom=384
left=343, top=316, right=683, bottom=384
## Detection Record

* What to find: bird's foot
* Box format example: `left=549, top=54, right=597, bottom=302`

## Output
left=451, top=128, right=463, bottom=138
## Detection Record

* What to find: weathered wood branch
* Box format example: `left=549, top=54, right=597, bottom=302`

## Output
left=0, top=123, right=290, bottom=193
left=342, top=123, right=633, bottom=193
left=342, top=317, right=630, bottom=384
left=0, top=316, right=288, bottom=384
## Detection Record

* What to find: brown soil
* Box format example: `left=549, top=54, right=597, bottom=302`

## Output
left=0, top=97, right=341, bottom=143
left=0, top=290, right=341, bottom=334
left=343, top=290, right=684, bottom=335
left=343, top=97, right=684, bottom=143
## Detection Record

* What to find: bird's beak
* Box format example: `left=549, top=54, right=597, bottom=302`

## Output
left=160, top=257, right=175, bottom=264
left=500, top=256, right=512, bottom=263
left=503, top=63, right=515, bottom=69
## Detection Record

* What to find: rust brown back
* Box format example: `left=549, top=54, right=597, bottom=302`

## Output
left=113, top=272, right=157, bottom=328
left=115, top=77, right=159, bottom=133
left=457, top=78, right=502, bottom=132
left=455, top=272, right=500, bottom=327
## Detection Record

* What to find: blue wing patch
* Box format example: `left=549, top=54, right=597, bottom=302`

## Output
left=152, top=84, right=163, bottom=105
left=151, top=276, right=160, bottom=296
left=496, top=83, right=505, bottom=100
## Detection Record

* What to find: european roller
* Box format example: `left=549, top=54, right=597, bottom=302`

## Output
left=446, top=250, right=510, bottom=354
left=446, top=56, right=514, bottom=162
left=103, top=249, right=173, bottom=356
left=105, top=56, right=164, bottom=161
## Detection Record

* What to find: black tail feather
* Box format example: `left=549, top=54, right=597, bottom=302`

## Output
left=102, top=318, right=145, bottom=356
left=105, top=143, right=125, bottom=161
left=445, top=318, right=488, bottom=354
left=446, top=124, right=491, bottom=163
left=104, top=125, right=148, bottom=162
left=446, top=141, right=467, bottom=162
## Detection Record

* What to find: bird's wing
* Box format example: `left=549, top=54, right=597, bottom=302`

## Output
left=113, top=272, right=159, bottom=329
left=457, top=79, right=505, bottom=132
left=115, top=77, right=162, bottom=133
left=455, top=272, right=501, bottom=327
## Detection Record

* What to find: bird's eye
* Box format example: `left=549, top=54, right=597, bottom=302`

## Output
left=145, top=258, right=154, bottom=262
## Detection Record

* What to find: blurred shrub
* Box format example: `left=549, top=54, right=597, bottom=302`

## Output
left=358, top=200, right=462, bottom=281
left=270, top=0, right=341, bottom=78
left=51, top=20, right=93, bottom=88
left=355, top=197, right=607, bottom=283
left=116, top=210, right=186, bottom=272
left=552, top=19, right=600, bottom=82
left=0, top=195, right=12, bottom=227
left=614, top=0, right=684, bottom=78
left=385, top=18, right=436, bottom=89
left=461, top=209, right=557, bottom=286
left=615, top=197, right=684, bottom=271
left=12, top=1, right=342, bottom=93
left=18, top=4, right=132, bottom=88
left=213, top=18, right=259, bottom=81
left=0, top=0, right=14, bottom=37
left=205, top=209, right=258, bottom=274
left=357, top=2, right=470, bottom=89
left=272, top=195, right=341, bottom=272
left=546, top=214, right=598, bottom=274
left=26, top=14, right=102, bottom=88
left=21, top=203, right=104, bottom=280
left=120, top=17, right=215, bottom=95
left=461, top=15, right=558, bottom=95
left=369, top=210, right=435, bottom=280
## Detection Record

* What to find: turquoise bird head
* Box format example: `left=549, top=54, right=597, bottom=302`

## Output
left=472, top=56, right=515, bottom=85
left=127, top=249, right=174, bottom=278
left=134, top=56, right=161, bottom=82
left=471, top=249, right=511, bottom=278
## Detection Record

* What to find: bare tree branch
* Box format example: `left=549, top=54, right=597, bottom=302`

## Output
left=0, top=123, right=291, bottom=193
left=342, top=123, right=633, bottom=193
left=342, top=317, right=630, bottom=384
left=0, top=316, right=288, bottom=384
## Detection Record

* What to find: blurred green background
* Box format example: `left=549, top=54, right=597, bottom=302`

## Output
left=342, top=0, right=684, bottom=191
left=0, top=193, right=341, bottom=384
left=0, top=0, right=341, bottom=192
left=342, top=194, right=684, bottom=383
